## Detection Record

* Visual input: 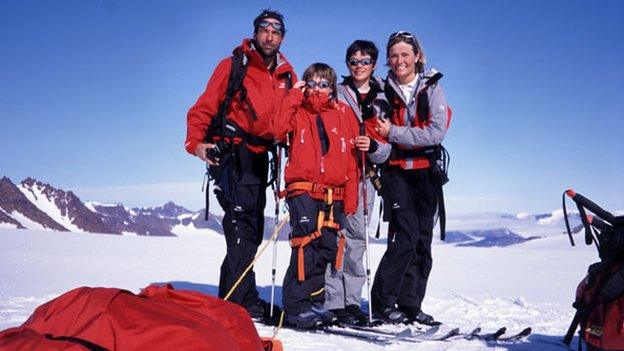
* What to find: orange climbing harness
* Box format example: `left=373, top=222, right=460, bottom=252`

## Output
left=284, top=181, right=347, bottom=281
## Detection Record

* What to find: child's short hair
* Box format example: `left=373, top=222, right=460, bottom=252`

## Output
left=302, top=63, right=337, bottom=99
left=345, top=40, right=379, bottom=63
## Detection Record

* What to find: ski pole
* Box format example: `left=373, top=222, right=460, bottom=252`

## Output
left=270, top=145, right=282, bottom=317
left=224, top=214, right=290, bottom=301
left=359, top=124, right=373, bottom=324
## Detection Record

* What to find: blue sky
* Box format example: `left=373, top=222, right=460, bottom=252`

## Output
left=1, top=0, right=622, bottom=214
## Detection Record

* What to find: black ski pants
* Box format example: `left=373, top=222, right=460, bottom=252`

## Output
left=213, top=145, right=268, bottom=309
left=282, top=194, right=344, bottom=315
left=372, top=166, right=437, bottom=310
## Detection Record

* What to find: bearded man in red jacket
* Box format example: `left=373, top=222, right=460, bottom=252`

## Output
left=185, top=9, right=297, bottom=321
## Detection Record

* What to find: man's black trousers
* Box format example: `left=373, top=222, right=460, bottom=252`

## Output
left=213, top=145, right=268, bottom=309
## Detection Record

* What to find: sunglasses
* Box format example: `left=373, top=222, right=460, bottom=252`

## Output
left=306, top=80, right=331, bottom=89
left=389, top=30, right=414, bottom=40
left=348, top=58, right=374, bottom=67
left=258, top=20, right=284, bottom=33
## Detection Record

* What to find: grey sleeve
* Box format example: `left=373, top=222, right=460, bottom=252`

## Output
left=388, top=83, right=450, bottom=147
left=367, top=142, right=391, bottom=164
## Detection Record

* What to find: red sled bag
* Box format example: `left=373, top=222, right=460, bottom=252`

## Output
left=0, top=284, right=272, bottom=351
left=563, top=190, right=624, bottom=351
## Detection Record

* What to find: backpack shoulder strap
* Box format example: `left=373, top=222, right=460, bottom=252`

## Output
left=424, top=71, right=443, bottom=87
left=417, top=71, right=444, bottom=123
left=206, top=48, right=250, bottom=142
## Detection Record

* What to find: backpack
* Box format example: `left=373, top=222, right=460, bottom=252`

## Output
left=201, top=48, right=291, bottom=220
left=563, top=189, right=624, bottom=351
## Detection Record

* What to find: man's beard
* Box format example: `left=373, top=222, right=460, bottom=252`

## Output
left=254, top=39, right=279, bottom=60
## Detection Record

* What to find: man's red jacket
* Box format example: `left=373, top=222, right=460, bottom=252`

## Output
left=185, top=39, right=297, bottom=155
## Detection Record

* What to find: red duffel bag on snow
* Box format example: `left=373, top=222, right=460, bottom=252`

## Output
left=0, top=283, right=277, bottom=351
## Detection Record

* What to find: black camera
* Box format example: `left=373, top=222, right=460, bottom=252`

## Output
left=205, top=140, right=231, bottom=163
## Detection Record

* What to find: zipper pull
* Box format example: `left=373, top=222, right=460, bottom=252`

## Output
left=321, top=156, right=325, bottom=173
left=341, top=137, right=346, bottom=153
left=300, top=129, right=305, bottom=144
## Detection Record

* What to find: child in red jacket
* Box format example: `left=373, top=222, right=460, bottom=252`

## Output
left=272, top=63, right=370, bottom=329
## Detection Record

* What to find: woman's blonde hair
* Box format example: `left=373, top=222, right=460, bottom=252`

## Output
left=386, top=31, right=427, bottom=73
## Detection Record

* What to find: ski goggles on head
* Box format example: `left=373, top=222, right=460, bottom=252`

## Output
left=348, top=58, right=374, bottom=67
left=389, top=30, right=414, bottom=40
left=257, top=20, right=284, bottom=33
left=306, top=80, right=331, bottom=89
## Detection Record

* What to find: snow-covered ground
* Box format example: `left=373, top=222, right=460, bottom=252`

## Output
left=0, top=225, right=596, bottom=350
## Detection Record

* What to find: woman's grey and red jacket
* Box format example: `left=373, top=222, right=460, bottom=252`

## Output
left=369, top=68, right=452, bottom=169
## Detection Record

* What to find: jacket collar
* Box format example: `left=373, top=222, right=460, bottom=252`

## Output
left=237, top=38, right=293, bottom=76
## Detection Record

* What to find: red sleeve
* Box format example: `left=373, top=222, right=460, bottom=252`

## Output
left=184, top=58, right=231, bottom=155
left=364, top=117, right=388, bottom=143
left=343, top=109, right=361, bottom=214
left=271, top=88, right=304, bottom=142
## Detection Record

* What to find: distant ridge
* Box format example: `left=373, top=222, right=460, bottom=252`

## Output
left=0, top=176, right=290, bottom=238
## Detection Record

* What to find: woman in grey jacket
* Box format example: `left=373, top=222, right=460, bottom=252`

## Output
left=368, top=31, right=452, bottom=325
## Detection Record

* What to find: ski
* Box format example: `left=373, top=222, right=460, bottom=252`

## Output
left=418, top=327, right=460, bottom=341
left=311, top=326, right=412, bottom=344
left=497, top=327, right=532, bottom=342
left=340, top=323, right=428, bottom=336
left=463, top=326, right=483, bottom=340
left=276, top=322, right=531, bottom=345
left=476, top=326, right=507, bottom=341
left=340, top=325, right=414, bottom=337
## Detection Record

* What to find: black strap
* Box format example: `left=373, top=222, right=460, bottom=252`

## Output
left=205, top=48, right=250, bottom=144
left=563, top=310, right=582, bottom=346
left=563, top=191, right=577, bottom=246
left=45, top=334, right=108, bottom=351
left=203, top=168, right=210, bottom=220
left=425, top=72, right=443, bottom=87
left=438, top=184, right=446, bottom=241
left=375, top=198, right=383, bottom=239
left=417, top=72, right=443, bottom=123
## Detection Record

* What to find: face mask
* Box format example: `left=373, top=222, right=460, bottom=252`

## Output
left=305, top=91, right=331, bottom=112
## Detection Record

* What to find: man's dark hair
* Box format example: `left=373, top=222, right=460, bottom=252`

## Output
left=345, top=40, right=379, bottom=63
left=253, top=9, right=286, bottom=35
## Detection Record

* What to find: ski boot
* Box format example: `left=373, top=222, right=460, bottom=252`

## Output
left=345, top=304, right=371, bottom=326
left=311, top=302, right=338, bottom=325
left=284, top=308, right=323, bottom=330
left=398, top=305, right=441, bottom=326
left=330, top=308, right=357, bottom=326
left=373, top=305, right=407, bottom=324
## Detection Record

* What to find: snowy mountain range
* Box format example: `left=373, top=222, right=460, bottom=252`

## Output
left=0, top=176, right=292, bottom=238
left=0, top=176, right=585, bottom=245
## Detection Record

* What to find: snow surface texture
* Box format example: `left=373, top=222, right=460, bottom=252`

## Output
left=0, top=226, right=597, bottom=350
